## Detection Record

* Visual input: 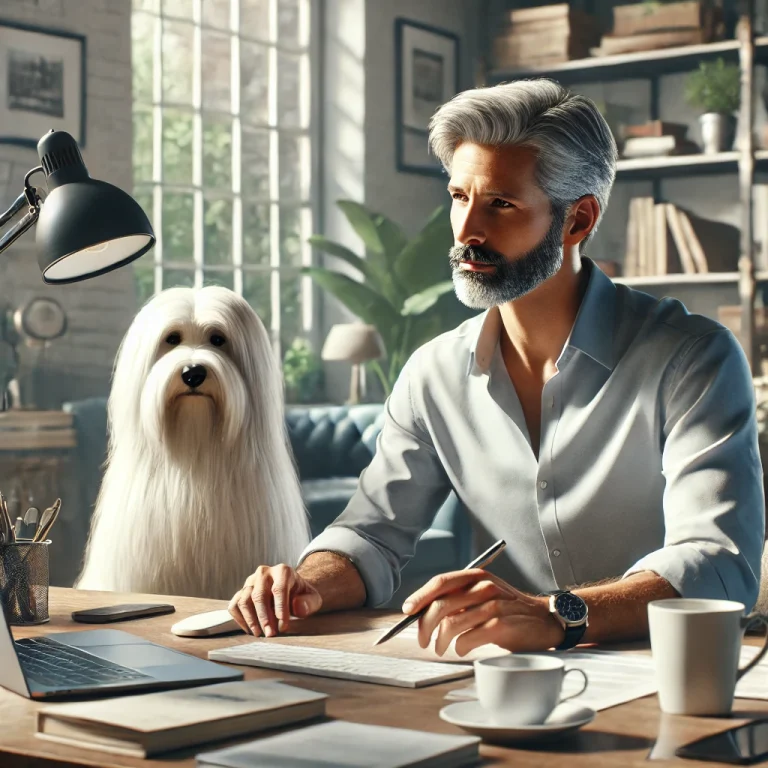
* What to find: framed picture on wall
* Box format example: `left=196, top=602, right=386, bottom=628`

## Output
left=0, top=20, right=86, bottom=148
left=395, top=18, right=459, bottom=176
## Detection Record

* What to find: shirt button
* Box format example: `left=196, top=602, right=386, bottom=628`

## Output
left=553, top=549, right=561, bottom=557
left=539, top=480, right=548, bottom=489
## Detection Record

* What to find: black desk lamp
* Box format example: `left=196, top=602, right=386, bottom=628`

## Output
left=0, top=130, right=155, bottom=284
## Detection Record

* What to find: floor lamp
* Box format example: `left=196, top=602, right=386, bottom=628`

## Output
left=321, top=324, right=384, bottom=404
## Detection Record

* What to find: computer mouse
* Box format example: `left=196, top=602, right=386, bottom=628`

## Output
left=170, top=609, right=242, bottom=637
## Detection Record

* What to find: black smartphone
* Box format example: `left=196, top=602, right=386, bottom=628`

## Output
left=71, top=603, right=175, bottom=623
left=676, top=720, right=768, bottom=765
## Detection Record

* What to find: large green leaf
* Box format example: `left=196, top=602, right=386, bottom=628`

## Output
left=302, top=267, right=400, bottom=353
left=401, top=281, right=455, bottom=316
left=394, top=206, right=454, bottom=296
left=375, top=216, right=408, bottom=265
left=307, top=235, right=380, bottom=289
left=337, top=200, right=384, bottom=253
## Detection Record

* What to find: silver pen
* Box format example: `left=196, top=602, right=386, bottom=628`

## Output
left=373, top=539, right=507, bottom=647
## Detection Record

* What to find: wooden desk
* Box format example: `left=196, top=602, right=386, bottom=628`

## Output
left=2, top=587, right=768, bottom=767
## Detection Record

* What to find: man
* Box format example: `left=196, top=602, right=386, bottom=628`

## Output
left=229, top=79, right=764, bottom=656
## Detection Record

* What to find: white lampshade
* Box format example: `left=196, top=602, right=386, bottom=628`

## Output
left=321, top=324, right=384, bottom=363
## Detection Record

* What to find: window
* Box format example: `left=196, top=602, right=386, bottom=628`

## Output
left=131, top=0, right=315, bottom=357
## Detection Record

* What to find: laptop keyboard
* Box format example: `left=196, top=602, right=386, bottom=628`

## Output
left=15, top=636, right=153, bottom=689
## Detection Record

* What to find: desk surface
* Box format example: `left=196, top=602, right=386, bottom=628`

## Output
left=2, top=587, right=767, bottom=767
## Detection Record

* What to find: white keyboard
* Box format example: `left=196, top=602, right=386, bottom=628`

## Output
left=208, top=642, right=474, bottom=688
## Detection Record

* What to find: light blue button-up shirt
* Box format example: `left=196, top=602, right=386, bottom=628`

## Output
left=299, top=258, right=765, bottom=609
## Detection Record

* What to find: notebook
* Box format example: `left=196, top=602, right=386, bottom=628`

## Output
left=196, top=720, right=481, bottom=768
left=35, top=679, right=327, bottom=758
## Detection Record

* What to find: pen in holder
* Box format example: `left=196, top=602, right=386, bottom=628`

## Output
left=0, top=539, right=50, bottom=625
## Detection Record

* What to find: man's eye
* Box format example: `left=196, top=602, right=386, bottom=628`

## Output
left=166, top=332, right=181, bottom=345
left=492, top=199, right=514, bottom=208
left=451, top=193, right=467, bottom=201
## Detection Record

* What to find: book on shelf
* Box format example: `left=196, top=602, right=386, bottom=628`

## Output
left=507, top=3, right=594, bottom=25
left=35, top=679, right=328, bottom=758
left=196, top=720, right=481, bottom=768
left=621, top=135, right=699, bottom=158
left=593, top=27, right=707, bottom=56
left=612, top=1, right=721, bottom=38
left=623, top=199, right=739, bottom=277
left=621, top=120, right=689, bottom=141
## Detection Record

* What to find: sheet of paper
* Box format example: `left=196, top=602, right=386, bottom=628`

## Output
left=444, top=645, right=768, bottom=711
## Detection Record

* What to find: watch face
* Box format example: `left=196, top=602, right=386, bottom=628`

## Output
left=555, top=592, right=587, bottom=623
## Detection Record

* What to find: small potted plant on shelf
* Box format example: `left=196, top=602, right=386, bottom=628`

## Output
left=282, top=338, right=324, bottom=404
left=684, top=58, right=740, bottom=154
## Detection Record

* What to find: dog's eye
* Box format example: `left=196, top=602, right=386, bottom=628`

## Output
left=165, top=332, right=181, bottom=345
left=210, top=334, right=226, bottom=347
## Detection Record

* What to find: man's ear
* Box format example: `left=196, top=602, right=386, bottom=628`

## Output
left=562, top=195, right=600, bottom=246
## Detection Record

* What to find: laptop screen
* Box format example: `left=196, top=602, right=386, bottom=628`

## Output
left=0, top=600, right=31, bottom=697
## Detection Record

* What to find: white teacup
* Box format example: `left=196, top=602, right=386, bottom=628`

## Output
left=473, top=654, right=589, bottom=726
left=648, top=598, right=768, bottom=716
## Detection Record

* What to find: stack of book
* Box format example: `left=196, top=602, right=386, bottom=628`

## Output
left=593, top=0, right=723, bottom=57
left=620, top=120, right=699, bottom=158
left=624, top=198, right=739, bottom=277
left=492, top=3, right=601, bottom=69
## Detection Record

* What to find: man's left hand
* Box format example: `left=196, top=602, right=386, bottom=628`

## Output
left=402, top=569, right=565, bottom=656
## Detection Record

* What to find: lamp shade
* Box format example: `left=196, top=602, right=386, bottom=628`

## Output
left=34, top=131, right=155, bottom=284
left=321, top=323, right=384, bottom=363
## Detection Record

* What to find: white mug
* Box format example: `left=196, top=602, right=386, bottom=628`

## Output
left=648, top=598, right=768, bottom=716
left=473, top=654, right=588, bottom=725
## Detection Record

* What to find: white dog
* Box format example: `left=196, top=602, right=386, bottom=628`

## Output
left=76, top=286, right=311, bottom=599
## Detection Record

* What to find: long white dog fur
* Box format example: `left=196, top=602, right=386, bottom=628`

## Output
left=76, top=286, right=311, bottom=599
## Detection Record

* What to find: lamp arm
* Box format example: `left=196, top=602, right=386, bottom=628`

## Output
left=0, top=166, right=44, bottom=257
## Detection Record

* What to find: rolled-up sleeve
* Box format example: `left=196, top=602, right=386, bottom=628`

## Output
left=297, top=355, right=452, bottom=607
left=624, top=329, right=765, bottom=609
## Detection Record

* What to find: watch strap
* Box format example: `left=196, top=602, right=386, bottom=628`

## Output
left=556, top=622, right=587, bottom=651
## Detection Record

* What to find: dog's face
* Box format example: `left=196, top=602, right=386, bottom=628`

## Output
left=110, top=286, right=279, bottom=459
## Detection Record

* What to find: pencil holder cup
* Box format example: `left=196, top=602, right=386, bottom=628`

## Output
left=0, top=540, right=50, bottom=625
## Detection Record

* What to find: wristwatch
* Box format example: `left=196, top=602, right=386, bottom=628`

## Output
left=548, top=589, right=589, bottom=650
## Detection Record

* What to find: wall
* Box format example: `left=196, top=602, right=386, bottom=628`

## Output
left=0, top=0, right=136, bottom=408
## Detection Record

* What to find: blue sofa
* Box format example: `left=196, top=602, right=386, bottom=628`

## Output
left=60, top=399, right=471, bottom=608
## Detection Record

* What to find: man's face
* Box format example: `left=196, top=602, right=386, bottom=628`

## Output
left=448, top=142, right=566, bottom=310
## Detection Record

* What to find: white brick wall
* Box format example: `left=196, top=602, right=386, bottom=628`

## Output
left=0, top=0, right=136, bottom=408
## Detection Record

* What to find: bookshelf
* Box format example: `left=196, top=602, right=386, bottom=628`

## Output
left=485, top=4, right=763, bottom=372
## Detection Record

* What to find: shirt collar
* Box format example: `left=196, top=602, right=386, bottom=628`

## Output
left=466, top=257, right=616, bottom=377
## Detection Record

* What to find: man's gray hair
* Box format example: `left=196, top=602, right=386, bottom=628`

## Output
left=428, top=79, right=618, bottom=248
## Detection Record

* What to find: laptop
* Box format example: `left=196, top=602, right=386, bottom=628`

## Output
left=0, top=604, right=243, bottom=700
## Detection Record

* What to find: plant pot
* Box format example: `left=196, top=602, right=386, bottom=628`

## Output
left=699, top=112, right=736, bottom=154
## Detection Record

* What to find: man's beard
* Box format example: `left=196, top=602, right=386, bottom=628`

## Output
left=449, top=208, right=567, bottom=310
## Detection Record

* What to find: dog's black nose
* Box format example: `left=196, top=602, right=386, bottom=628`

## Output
left=181, top=364, right=207, bottom=389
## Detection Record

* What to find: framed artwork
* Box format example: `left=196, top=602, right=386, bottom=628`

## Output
left=395, top=18, right=459, bottom=176
left=0, top=20, right=86, bottom=148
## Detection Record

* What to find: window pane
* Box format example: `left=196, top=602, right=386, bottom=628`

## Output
left=134, top=262, right=155, bottom=306
left=277, top=51, right=300, bottom=128
left=241, top=0, right=269, bottom=39
left=243, top=271, right=272, bottom=331
left=279, top=206, right=302, bottom=267
left=162, top=0, right=191, bottom=18
left=133, top=108, right=153, bottom=182
left=277, top=0, right=299, bottom=47
left=133, top=187, right=154, bottom=230
left=203, top=114, right=232, bottom=190
left=240, top=41, right=268, bottom=125
left=241, top=125, right=269, bottom=198
left=162, top=109, right=193, bottom=184
left=278, top=133, right=305, bottom=200
left=162, top=268, right=195, bottom=288
left=134, top=0, right=157, bottom=11
left=202, top=30, right=231, bottom=112
left=203, top=270, right=234, bottom=289
left=204, top=198, right=232, bottom=265
left=203, top=0, right=231, bottom=28
left=162, top=20, right=194, bottom=104
left=280, top=271, right=302, bottom=352
left=243, top=202, right=270, bottom=264
left=162, top=193, right=194, bottom=262
left=132, top=12, right=154, bottom=103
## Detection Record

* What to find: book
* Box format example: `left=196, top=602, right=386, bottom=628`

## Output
left=594, top=28, right=705, bottom=56
left=196, top=720, right=481, bottom=768
left=621, top=135, right=699, bottom=158
left=665, top=204, right=697, bottom=274
left=35, top=679, right=328, bottom=758
left=621, top=120, right=689, bottom=141
left=612, top=0, right=709, bottom=37
left=493, top=32, right=595, bottom=67
left=507, top=3, right=583, bottom=24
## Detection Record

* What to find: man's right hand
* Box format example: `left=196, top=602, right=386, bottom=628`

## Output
left=228, top=564, right=323, bottom=637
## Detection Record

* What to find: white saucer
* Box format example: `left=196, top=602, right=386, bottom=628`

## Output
left=439, top=700, right=596, bottom=745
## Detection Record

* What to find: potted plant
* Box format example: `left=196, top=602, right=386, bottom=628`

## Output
left=684, top=58, right=740, bottom=154
left=282, top=338, right=324, bottom=404
left=305, top=201, right=477, bottom=396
